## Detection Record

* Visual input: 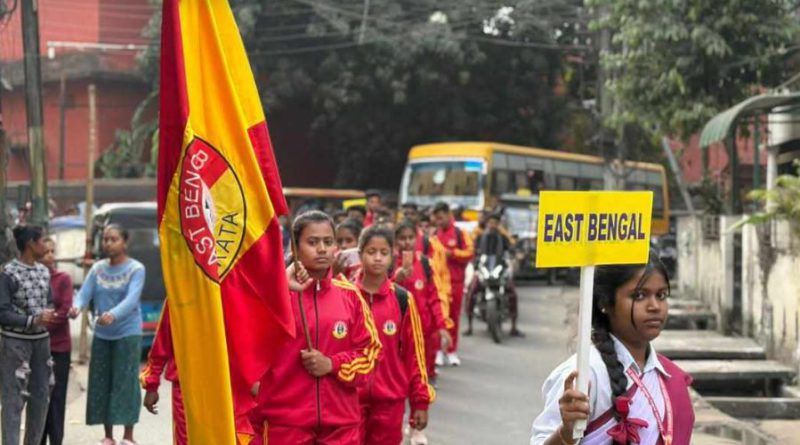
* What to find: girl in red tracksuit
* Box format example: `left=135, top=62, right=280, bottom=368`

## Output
left=393, top=220, right=453, bottom=381
left=251, top=211, right=382, bottom=445
left=139, top=305, right=185, bottom=445
left=355, top=225, right=434, bottom=445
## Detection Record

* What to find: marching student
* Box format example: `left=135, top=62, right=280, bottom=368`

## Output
left=400, top=203, right=420, bottom=226
left=346, top=205, right=368, bottom=226
left=417, top=217, right=452, bottom=365
left=393, top=221, right=453, bottom=382
left=335, top=219, right=362, bottom=251
left=354, top=226, right=434, bottom=445
left=251, top=211, right=381, bottom=445
left=431, top=202, right=474, bottom=366
left=530, top=251, right=694, bottom=445
left=363, top=190, right=383, bottom=227
left=139, top=305, right=185, bottom=445
left=334, top=219, right=363, bottom=281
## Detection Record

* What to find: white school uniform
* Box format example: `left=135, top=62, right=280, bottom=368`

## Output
left=530, top=335, right=670, bottom=445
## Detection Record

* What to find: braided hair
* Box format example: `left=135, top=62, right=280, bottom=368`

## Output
left=591, top=249, right=671, bottom=430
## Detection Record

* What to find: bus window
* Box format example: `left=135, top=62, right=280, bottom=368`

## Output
left=404, top=160, right=484, bottom=208
left=527, top=170, right=546, bottom=192
left=557, top=176, right=575, bottom=190
left=492, top=170, right=513, bottom=195
left=580, top=163, right=604, bottom=181
left=492, top=153, right=508, bottom=169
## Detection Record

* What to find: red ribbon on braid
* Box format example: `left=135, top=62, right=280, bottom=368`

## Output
left=606, top=396, right=650, bottom=444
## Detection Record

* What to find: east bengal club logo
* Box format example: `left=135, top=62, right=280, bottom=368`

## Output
left=414, top=279, right=425, bottom=291
left=178, top=138, right=246, bottom=283
left=333, top=321, right=348, bottom=340
left=383, top=320, right=398, bottom=336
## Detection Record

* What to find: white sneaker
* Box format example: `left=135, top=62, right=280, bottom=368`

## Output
left=435, top=350, right=445, bottom=367
left=447, top=352, right=461, bottom=366
left=410, top=429, right=428, bottom=445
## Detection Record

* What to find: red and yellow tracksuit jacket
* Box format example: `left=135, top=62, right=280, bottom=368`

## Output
left=392, top=252, right=450, bottom=335
left=139, top=304, right=179, bottom=391
left=435, top=220, right=475, bottom=286
left=251, top=273, right=382, bottom=429
left=355, top=277, right=434, bottom=412
left=416, top=233, right=452, bottom=326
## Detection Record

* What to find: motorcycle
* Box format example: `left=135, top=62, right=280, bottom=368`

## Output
left=472, top=253, right=513, bottom=344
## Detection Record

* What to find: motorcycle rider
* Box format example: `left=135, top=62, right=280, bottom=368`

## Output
left=465, top=213, right=524, bottom=338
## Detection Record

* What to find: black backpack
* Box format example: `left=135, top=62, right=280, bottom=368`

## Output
left=394, top=284, right=409, bottom=319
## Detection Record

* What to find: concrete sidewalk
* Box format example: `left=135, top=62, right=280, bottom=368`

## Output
left=63, top=360, right=173, bottom=445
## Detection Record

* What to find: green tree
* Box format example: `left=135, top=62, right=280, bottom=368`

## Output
left=243, top=0, right=575, bottom=187
left=591, top=0, right=799, bottom=140
left=105, top=0, right=586, bottom=188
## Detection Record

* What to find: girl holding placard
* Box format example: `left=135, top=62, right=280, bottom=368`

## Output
left=530, top=251, right=694, bottom=445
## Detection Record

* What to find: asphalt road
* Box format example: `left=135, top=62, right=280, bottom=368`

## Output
left=62, top=284, right=578, bottom=445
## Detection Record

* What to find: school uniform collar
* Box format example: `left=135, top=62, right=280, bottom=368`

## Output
left=315, top=269, right=333, bottom=290
left=355, top=274, right=393, bottom=299
left=610, top=334, right=671, bottom=378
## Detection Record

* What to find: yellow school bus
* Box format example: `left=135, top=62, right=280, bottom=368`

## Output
left=398, top=142, right=670, bottom=235
left=283, top=187, right=366, bottom=214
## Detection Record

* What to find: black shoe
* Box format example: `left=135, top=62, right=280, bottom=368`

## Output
left=463, top=327, right=473, bottom=336
left=510, top=328, right=525, bottom=338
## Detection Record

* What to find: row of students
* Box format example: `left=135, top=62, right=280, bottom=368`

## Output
left=142, top=211, right=437, bottom=445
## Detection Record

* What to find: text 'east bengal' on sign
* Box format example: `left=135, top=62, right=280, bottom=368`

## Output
left=535, top=191, right=654, bottom=268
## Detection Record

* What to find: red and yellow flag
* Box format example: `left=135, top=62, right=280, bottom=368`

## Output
left=157, top=1, right=295, bottom=443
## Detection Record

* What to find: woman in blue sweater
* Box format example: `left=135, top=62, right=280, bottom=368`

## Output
left=70, top=224, right=145, bottom=445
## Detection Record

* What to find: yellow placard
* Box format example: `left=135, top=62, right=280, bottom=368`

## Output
left=535, top=191, right=653, bottom=268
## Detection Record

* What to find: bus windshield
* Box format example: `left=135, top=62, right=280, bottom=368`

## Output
left=401, top=160, right=485, bottom=209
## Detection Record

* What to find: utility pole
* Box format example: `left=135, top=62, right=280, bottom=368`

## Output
left=21, top=0, right=48, bottom=226
left=58, top=70, right=66, bottom=180
left=0, top=65, right=11, bottom=264
left=358, top=0, right=371, bottom=45
left=78, top=83, right=97, bottom=364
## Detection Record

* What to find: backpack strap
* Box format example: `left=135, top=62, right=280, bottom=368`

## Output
left=393, top=284, right=410, bottom=319
left=454, top=226, right=465, bottom=249
left=421, top=256, right=433, bottom=283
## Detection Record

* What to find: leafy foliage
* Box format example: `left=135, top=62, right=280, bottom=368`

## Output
left=736, top=161, right=800, bottom=238
left=590, top=0, right=800, bottom=140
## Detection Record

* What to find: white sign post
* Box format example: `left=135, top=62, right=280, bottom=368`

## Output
left=573, top=265, right=595, bottom=440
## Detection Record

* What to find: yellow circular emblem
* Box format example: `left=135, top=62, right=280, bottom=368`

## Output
left=332, top=321, right=348, bottom=339
left=383, top=320, right=398, bottom=336
left=415, top=279, right=425, bottom=291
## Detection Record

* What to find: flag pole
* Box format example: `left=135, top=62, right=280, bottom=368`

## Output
left=290, top=232, right=314, bottom=351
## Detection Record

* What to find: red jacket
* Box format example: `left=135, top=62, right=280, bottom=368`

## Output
left=393, top=252, right=450, bottom=333
left=140, top=304, right=178, bottom=392
left=252, top=274, right=382, bottom=428
left=435, top=220, right=474, bottom=285
left=364, top=211, right=375, bottom=228
left=356, top=276, right=434, bottom=412
left=46, top=269, right=73, bottom=353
